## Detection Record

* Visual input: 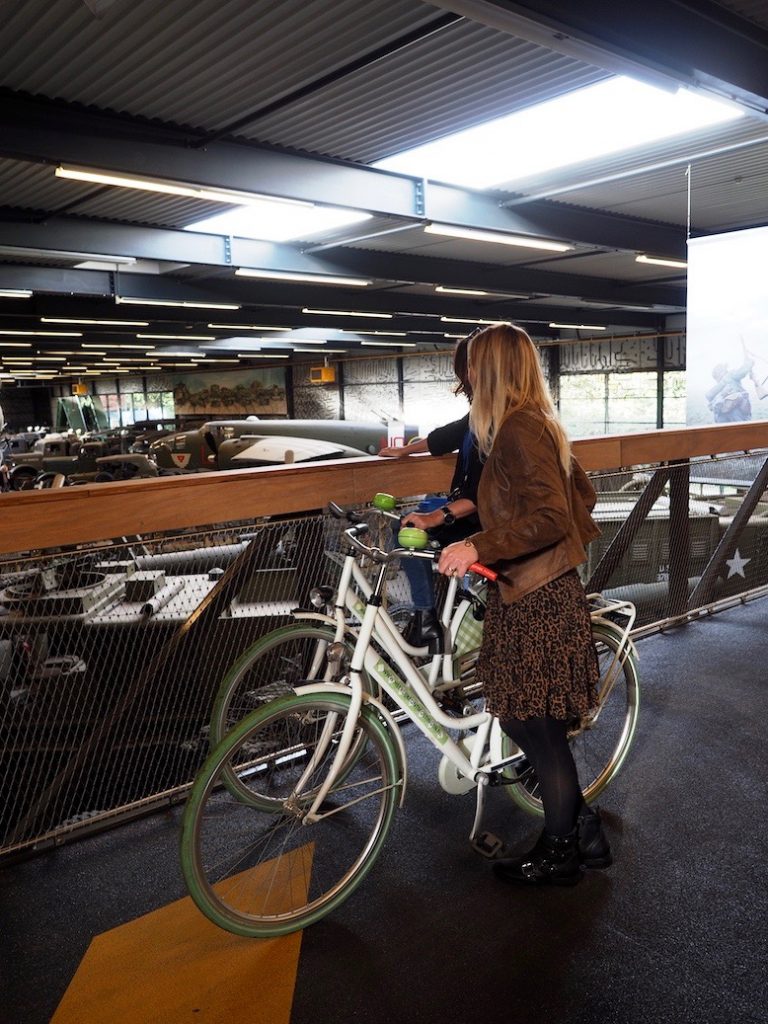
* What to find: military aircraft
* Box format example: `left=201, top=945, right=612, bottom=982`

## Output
left=148, top=418, right=417, bottom=472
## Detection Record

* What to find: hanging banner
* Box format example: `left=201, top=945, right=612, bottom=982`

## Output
left=687, top=226, right=768, bottom=425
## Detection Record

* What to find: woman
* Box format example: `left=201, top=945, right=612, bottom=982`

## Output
left=437, top=323, right=609, bottom=886
left=379, top=333, right=483, bottom=646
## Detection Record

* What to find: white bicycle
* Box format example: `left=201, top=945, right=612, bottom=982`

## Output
left=208, top=497, right=488, bottom=747
left=181, top=504, right=639, bottom=937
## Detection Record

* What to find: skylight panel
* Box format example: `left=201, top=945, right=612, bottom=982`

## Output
left=374, top=76, right=743, bottom=189
left=185, top=200, right=371, bottom=242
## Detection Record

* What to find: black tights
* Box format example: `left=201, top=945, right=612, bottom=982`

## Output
left=500, top=715, right=584, bottom=837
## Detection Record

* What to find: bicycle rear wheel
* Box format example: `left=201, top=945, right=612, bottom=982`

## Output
left=503, top=622, right=639, bottom=816
left=210, top=624, right=352, bottom=745
left=181, top=692, right=402, bottom=937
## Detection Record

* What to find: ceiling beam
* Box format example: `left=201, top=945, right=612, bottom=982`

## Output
left=0, top=90, right=422, bottom=219
left=0, top=90, right=688, bottom=255
left=430, top=1, right=768, bottom=115
left=0, top=214, right=686, bottom=309
left=0, top=269, right=667, bottom=330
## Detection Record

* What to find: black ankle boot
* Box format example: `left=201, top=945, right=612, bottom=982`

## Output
left=403, top=608, right=441, bottom=647
left=577, top=807, right=612, bottom=868
left=492, top=828, right=582, bottom=886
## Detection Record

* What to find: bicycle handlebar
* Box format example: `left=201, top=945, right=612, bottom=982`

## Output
left=331, top=498, right=498, bottom=580
left=467, top=562, right=498, bottom=582
left=342, top=522, right=497, bottom=580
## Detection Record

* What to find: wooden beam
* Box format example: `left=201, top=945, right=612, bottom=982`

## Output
left=5, top=421, right=768, bottom=556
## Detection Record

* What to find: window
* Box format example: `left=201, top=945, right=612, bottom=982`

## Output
left=560, top=370, right=685, bottom=436
left=663, top=371, right=687, bottom=428
left=606, top=372, right=658, bottom=433
left=99, top=389, right=175, bottom=427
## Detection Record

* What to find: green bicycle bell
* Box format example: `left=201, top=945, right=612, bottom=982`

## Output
left=372, top=492, right=397, bottom=511
left=397, top=527, right=429, bottom=550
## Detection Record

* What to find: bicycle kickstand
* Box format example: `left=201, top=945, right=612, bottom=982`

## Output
left=468, top=775, right=506, bottom=860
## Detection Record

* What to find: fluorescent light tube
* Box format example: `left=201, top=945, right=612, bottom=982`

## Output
left=440, top=316, right=502, bottom=325
left=207, top=324, right=290, bottom=331
left=0, top=342, right=33, bottom=348
left=360, top=340, right=416, bottom=348
left=301, top=308, right=392, bottom=318
left=41, top=317, right=149, bottom=326
left=635, top=254, right=687, bottom=269
left=116, top=297, right=241, bottom=310
left=0, top=289, right=32, bottom=298
left=0, top=329, right=82, bottom=337
left=81, top=343, right=154, bottom=350
left=235, top=268, right=371, bottom=286
left=435, top=286, right=488, bottom=296
left=136, top=334, right=215, bottom=341
left=549, top=322, right=607, bottom=330
left=55, top=165, right=314, bottom=209
left=237, top=352, right=290, bottom=359
left=150, top=350, right=205, bottom=358
left=425, top=224, right=572, bottom=252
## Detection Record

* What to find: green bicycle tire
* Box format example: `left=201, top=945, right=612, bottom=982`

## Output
left=209, top=622, right=382, bottom=802
left=181, top=691, right=401, bottom=937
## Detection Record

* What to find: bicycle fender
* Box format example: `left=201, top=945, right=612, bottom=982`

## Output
left=290, top=611, right=361, bottom=642
left=293, top=683, right=408, bottom=806
left=289, top=610, right=336, bottom=626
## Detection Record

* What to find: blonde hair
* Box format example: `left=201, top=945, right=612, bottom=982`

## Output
left=468, top=323, right=571, bottom=472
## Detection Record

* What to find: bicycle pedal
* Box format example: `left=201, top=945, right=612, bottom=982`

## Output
left=438, top=694, right=469, bottom=717
left=470, top=831, right=506, bottom=859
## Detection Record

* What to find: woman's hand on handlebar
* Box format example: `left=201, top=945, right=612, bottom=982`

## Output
left=437, top=539, right=479, bottom=579
left=401, top=509, right=442, bottom=530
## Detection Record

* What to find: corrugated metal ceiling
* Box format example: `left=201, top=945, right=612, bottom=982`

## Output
left=713, top=0, right=768, bottom=31
left=243, top=20, right=609, bottom=162
left=0, top=0, right=608, bottom=165
left=548, top=142, right=768, bottom=233
left=345, top=225, right=596, bottom=265
left=495, top=119, right=768, bottom=232
left=0, top=0, right=441, bottom=133
left=0, top=0, right=765, bottom=349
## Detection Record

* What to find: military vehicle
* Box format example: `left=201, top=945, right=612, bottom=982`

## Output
left=3, top=432, right=161, bottom=489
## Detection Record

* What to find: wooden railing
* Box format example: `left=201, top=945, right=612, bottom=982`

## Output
left=4, top=420, right=768, bottom=556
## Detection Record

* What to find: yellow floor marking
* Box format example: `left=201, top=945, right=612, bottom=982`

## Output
left=51, top=844, right=313, bottom=1024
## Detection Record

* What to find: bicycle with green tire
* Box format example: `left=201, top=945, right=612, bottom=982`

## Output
left=181, top=507, right=639, bottom=937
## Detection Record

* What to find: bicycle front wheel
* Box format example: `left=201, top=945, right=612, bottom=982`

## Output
left=504, top=622, right=640, bottom=816
left=181, top=692, right=402, bottom=937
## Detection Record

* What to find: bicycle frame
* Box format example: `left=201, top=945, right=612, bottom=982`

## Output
left=293, top=523, right=486, bottom=694
left=299, top=530, right=638, bottom=840
left=299, top=539, right=502, bottom=830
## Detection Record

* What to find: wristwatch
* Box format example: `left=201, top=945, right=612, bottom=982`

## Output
left=439, top=506, right=456, bottom=526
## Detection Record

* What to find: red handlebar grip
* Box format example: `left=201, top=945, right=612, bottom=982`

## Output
left=469, top=562, right=498, bottom=581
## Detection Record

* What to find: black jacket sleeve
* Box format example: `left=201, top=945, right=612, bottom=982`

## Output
left=426, top=413, right=470, bottom=457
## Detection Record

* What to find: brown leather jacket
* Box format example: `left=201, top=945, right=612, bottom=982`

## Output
left=469, top=409, right=600, bottom=604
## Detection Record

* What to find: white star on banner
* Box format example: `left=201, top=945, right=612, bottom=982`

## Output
left=725, top=549, right=751, bottom=578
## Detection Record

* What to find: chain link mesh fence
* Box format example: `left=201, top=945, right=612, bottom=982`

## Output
left=2, top=450, right=767, bottom=857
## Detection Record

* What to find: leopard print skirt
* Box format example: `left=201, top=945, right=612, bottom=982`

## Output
left=476, top=569, right=599, bottom=721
